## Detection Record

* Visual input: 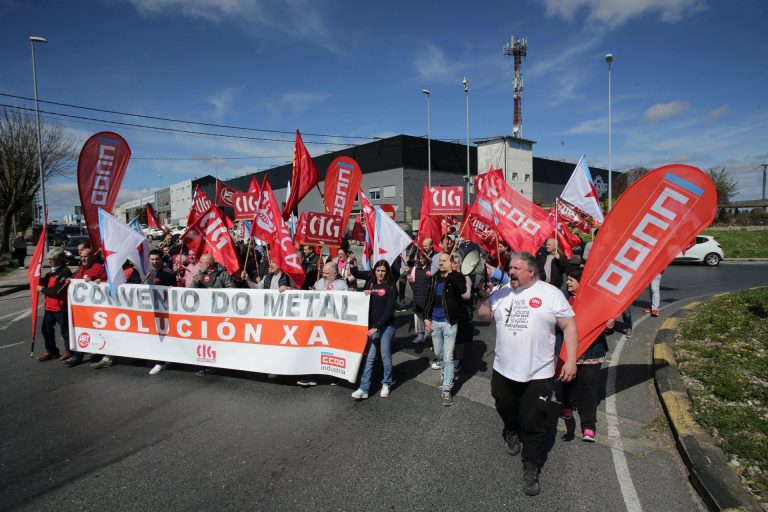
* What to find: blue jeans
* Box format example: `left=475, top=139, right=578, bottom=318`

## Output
left=359, top=324, right=395, bottom=393
left=431, top=320, right=457, bottom=392
left=622, top=308, right=633, bottom=330
left=648, top=274, right=662, bottom=310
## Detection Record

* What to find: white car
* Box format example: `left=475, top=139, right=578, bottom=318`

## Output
left=674, top=235, right=724, bottom=266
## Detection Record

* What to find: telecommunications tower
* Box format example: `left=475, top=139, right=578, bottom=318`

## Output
left=503, top=35, right=527, bottom=138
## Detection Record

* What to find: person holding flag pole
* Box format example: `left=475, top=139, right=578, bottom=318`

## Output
left=34, top=247, right=73, bottom=362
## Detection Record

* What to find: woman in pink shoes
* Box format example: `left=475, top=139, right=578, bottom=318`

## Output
left=561, top=268, right=613, bottom=442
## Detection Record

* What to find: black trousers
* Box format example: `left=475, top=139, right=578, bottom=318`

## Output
left=562, top=363, right=601, bottom=431
left=42, top=310, right=69, bottom=357
left=397, top=272, right=407, bottom=302
left=491, top=370, right=553, bottom=467
left=12, top=248, right=26, bottom=267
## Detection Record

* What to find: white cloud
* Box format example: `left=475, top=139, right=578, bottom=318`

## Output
left=412, top=43, right=466, bottom=84
left=263, top=91, right=328, bottom=117
left=707, top=105, right=729, bottom=120
left=125, top=0, right=341, bottom=54
left=207, top=88, right=237, bottom=120
left=563, top=117, right=607, bottom=135
left=538, top=0, right=705, bottom=28
left=643, top=100, right=689, bottom=122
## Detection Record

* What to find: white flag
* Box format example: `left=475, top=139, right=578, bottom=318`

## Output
left=98, top=208, right=148, bottom=296
left=373, top=208, right=412, bottom=266
left=560, top=156, right=605, bottom=224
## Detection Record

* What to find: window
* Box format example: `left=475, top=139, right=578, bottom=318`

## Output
left=512, top=172, right=518, bottom=181
left=524, top=174, right=531, bottom=183
left=383, top=185, right=396, bottom=198
left=369, top=188, right=381, bottom=200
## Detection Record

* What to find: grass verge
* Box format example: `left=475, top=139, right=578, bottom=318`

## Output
left=674, top=287, right=768, bottom=499
left=703, top=229, right=768, bottom=258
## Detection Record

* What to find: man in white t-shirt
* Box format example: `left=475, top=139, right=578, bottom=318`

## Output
left=477, top=251, right=578, bottom=497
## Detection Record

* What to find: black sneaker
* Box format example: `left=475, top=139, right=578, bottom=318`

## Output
left=395, top=302, right=407, bottom=312
left=523, top=463, right=540, bottom=496
left=503, top=429, right=521, bottom=456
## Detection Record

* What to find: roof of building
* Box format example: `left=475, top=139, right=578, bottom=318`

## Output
left=226, top=134, right=477, bottom=191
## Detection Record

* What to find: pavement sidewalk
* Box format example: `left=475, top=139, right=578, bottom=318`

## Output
left=0, top=246, right=33, bottom=297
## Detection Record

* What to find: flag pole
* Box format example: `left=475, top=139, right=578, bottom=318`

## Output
left=555, top=197, right=560, bottom=253
left=450, top=215, right=469, bottom=257
left=494, top=232, right=502, bottom=268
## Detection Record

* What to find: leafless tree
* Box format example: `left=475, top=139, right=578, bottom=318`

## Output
left=0, top=107, right=77, bottom=253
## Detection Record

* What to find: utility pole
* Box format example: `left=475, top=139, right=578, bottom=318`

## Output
left=762, top=163, right=767, bottom=201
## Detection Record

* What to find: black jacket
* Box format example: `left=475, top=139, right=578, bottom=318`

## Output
left=409, top=265, right=431, bottom=312
left=192, top=264, right=235, bottom=289
left=146, top=267, right=177, bottom=286
left=301, top=253, right=319, bottom=290
left=367, top=281, right=396, bottom=329
left=424, top=270, right=467, bottom=325
left=262, top=271, right=291, bottom=289
left=536, top=253, right=568, bottom=288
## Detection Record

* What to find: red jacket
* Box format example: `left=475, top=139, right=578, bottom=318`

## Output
left=41, top=266, right=73, bottom=312
left=73, top=262, right=107, bottom=281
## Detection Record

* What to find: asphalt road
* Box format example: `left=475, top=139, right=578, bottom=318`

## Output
left=1, top=262, right=766, bottom=511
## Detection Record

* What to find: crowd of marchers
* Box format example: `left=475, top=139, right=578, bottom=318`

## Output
left=31, top=230, right=661, bottom=497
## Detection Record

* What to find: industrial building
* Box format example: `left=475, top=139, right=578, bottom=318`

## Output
left=115, top=134, right=612, bottom=227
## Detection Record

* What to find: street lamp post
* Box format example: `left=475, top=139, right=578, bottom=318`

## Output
left=422, top=89, right=431, bottom=188
left=30, top=36, right=48, bottom=245
left=463, top=77, right=470, bottom=204
left=605, top=53, right=613, bottom=211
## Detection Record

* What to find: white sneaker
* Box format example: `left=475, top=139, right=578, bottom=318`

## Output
left=297, top=379, right=317, bottom=387
left=380, top=385, right=390, bottom=398
left=431, top=361, right=441, bottom=370
left=149, top=363, right=165, bottom=375
left=413, top=333, right=424, bottom=344
left=351, top=389, right=369, bottom=400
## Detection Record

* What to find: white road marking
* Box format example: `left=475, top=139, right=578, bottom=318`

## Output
left=0, top=309, right=32, bottom=330
left=0, top=308, right=29, bottom=321
left=0, top=341, right=25, bottom=349
left=606, top=335, right=643, bottom=512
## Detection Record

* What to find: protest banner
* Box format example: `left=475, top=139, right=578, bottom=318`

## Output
left=304, top=212, right=343, bottom=246
left=429, top=186, right=464, bottom=215
left=233, top=192, right=260, bottom=221
left=68, top=282, right=370, bottom=382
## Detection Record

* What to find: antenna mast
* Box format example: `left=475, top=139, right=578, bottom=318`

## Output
left=503, top=35, right=527, bottom=138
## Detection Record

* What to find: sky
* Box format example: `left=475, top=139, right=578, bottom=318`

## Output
left=1, top=0, right=766, bottom=220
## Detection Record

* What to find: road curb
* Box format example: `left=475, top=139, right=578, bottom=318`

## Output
left=653, top=303, right=762, bottom=512
left=0, top=283, right=27, bottom=297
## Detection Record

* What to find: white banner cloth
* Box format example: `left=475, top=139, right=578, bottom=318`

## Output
left=68, top=281, right=370, bottom=382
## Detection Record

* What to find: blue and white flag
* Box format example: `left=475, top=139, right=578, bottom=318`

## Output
left=373, top=208, right=411, bottom=266
left=98, top=209, right=148, bottom=296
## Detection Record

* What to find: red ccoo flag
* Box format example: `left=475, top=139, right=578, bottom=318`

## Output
left=565, top=164, right=716, bottom=367
left=282, top=130, right=319, bottom=220
left=77, top=132, right=131, bottom=250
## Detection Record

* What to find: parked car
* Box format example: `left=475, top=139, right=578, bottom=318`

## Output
left=63, top=235, right=90, bottom=265
left=674, top=235, right=724, bottom=266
